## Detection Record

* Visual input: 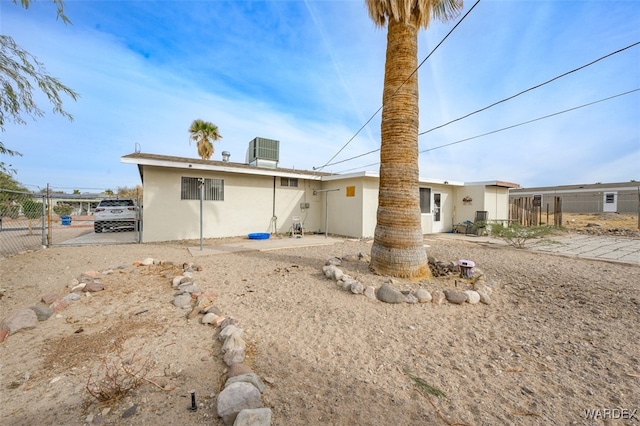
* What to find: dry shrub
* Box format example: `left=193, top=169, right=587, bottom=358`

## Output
left=85, top=349, right=156, bottom=404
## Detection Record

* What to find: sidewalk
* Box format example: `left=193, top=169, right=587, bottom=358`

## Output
left=431, top=232, right=640, bottom=266
left=188, top=234, right=345, bottom=257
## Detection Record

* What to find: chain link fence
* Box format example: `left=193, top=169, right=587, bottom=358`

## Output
left=1, top=187, right=142, bottom=258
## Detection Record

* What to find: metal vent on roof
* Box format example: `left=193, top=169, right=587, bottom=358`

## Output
left=247, top=137, right=279, bottom=169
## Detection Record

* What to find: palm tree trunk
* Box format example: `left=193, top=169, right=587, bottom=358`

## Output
left=370, top=16, right=430, bottom=279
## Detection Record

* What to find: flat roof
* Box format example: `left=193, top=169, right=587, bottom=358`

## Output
left=121, top=152, right=333, bottom=181
left=511, top=181, right=639, bottom=193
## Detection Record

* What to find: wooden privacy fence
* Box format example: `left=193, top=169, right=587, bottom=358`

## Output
left=510, top=196, right=562, bottom=227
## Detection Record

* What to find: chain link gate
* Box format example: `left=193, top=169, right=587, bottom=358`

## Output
left=1, top=188, right=142, bottom=258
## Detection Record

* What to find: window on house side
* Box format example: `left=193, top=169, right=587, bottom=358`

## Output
left=181, top=177, right=224, bottom=201
left=419, top=188, right=431, bottom=214
left=281, top=177, right=298, bottom=187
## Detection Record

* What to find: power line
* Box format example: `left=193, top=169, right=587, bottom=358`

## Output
left=333, top=88, right=640, bottom=174
left=419, top=88, right=640, bottom=153
left=313, top=0, right=481, bottom=171
left=322, top=41, right=640, bottom=169
left=419, top=40, right=640, bottom=136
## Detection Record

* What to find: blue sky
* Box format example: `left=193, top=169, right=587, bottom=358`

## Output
left=1, top=0, right=638, bottom=192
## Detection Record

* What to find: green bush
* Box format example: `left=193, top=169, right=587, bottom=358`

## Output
left=489, top=222, right=553, bottom=248
left=53, top=203, right=74, bottom=216
left=0, top=202, right=20, bottom=219
left=21, top=200, right=43, bottom=220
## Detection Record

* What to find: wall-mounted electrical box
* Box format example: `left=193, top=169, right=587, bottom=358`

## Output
left=300, top=202, right=310, bottom=209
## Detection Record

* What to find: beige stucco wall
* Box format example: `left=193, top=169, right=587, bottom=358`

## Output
left=320, top=177, right=364, bottom=237
left=141, top=166, right=322, bottom=242
left=322, top=177, right=458, bottom=238
left=454, top=185, right=487, bottom=224
left=452, top=185, right=511, bottom=225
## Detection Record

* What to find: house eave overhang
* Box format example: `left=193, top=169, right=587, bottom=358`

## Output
left=121, top=153, right=327, bottom=181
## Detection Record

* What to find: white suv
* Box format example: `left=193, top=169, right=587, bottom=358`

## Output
left=94, top=198, right=139, bottom=233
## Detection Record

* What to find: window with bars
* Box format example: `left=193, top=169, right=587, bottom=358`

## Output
left=181, top=177, right=224, bottom=201
left=281, top=177, right=299, bottom=187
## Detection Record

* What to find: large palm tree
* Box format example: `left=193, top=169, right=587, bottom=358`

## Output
left=366, top=0, right=462, bottom=278
left=188, top=119, right=223, bottom=160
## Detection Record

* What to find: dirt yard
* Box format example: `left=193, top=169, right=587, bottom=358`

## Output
left=0, top=227, right=639, bottom=425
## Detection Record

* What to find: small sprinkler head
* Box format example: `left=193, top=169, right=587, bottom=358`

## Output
left=189, top=390, right=197, bottom=411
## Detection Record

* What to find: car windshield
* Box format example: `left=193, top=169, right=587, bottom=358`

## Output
left=100, top=200, right=134, bottom=207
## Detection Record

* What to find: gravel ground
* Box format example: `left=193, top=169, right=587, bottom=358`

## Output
left=0, top=234, right=639, bottom=425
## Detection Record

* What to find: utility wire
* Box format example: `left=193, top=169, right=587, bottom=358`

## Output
left=333, top=88, right=640, bottom=174
left=419, top=40, right=640, bottom=136
left=313, top=0, right=481, bottom=171
left=322, top=41, right=640, bottom=169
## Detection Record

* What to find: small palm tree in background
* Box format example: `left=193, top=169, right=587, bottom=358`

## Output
left=188, top=119, right=223, bottom=160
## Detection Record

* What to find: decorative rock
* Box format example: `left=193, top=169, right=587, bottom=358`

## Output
left=405, top=293, right=418, bottom=304
left=219, top=316, right=239, bottom=329
left=431, top=290, right=445, bottom=305
left=463, top=290, right=481, bottom=304
left=322, top=265, right=338, bottom=279
left=228, top=363, right=254, bottom=378
left=415, top=288, right=432, bottom=303
left=71, top=283, right=86, bottom=292
left=50, top=298, right=68, bottom=312
left=225, top=373, right=266, bottom=393
left=444, top=290, right=468, bottom=304
left=29, top=306, right=54, bottom=321
left=64, top=293, right=81, bottom=303
left=332, top=268, right=344, bottom=281
left=202, top=313, right=218, bottom=324
left=474, top=282, right=493, bottom=296
left=41, top=293, right=61, bottom=305
left=376, top=283, right=405, bottom=304
left=233, top=408, right=272, bottom=426
left=1, top=308, right=38, bottom=335
left=224, top=347, right=246, bottom=366
left=222, top=331, right=245, bottom=355
left=204, top=305, right=223, bottom=315
left=177, top=283, right=201, bottom=294
left=364, top=286, right=376, bottom=301
left=83, top=282, right=105, bottom=292
left=141, top=258, right=154, bottom=266
left=325, top=257, right=342, bottom=266
left=217, top=382, right=263, bottom=426
left=0, top=328, right=9, bottom=343
left=477, top=290, right=492, bottom=305
left=172, top=276, right=183, bottom=287
left=219, top=325, right=242, bottom=341
left=172, top=294, right=192, bottom=308
left=349, top=281, right=364, bottom=295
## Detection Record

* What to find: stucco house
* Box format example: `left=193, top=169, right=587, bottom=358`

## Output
left=121, top=150, right=518, bottom=242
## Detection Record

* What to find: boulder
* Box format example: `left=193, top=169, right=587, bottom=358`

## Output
left=444, top=289, right=467, bottom=305
left=1, top=308, right=38, bottom=335
left=217, top=382, right=263, bottom=426
left=376, top=283, right=404, bottom=304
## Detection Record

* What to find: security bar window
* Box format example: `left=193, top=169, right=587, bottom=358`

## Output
left=181, top=177, right=224, bottom=201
